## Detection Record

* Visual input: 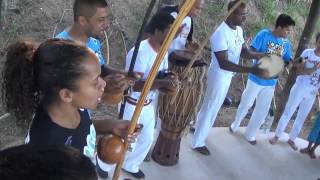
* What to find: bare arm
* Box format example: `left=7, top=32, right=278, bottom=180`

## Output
left=100, top=65, right=139, bottom=95
left=133, top=78, right=176, bottom=92
left=92, top=119, right=142, bottom=136
left=215, top=50, right=252, bottom=73
left=294, top=58, right=316, bottom=75
left=240, top=45, right=265, bottom=60
left=92, top=119, right=119, bottom=135
left=92, top=119, right=142, bottom=143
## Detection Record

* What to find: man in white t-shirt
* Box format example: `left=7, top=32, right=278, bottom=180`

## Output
left=168, top=0, right=204, bottom=52
left=100, top=13, right=179, bottom=179
left=145, top=0, right=204, bottom=52
left=270, top=33, right=320, bottom=150
left=144, top=1, right=204, bottom=161
left=192, top=0, right=266, bottom=155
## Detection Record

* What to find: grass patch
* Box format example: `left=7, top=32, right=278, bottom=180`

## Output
left=8, top=19, right=18, bottom=37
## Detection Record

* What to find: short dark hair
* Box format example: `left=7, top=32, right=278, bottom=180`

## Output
left=0, top=145, right=97, bottom=180
left=2, top=39, right=92, bottom=126
left=275, top=14, right=295, bottom=28
left=316, top=33, right=320, bottom=42
left=73, top=0, right=108, bottom=22
left=228, top=0, right=246, bottom=11
left=147, top=12, right=175, bottom=35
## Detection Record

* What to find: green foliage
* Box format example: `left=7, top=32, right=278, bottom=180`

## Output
left=245, top=0, right=315, bottom=43
left=285, top=0, right=310, bottom=36
left=284, top=0, right=320, bottom=46
left=205, top=1, right=224, bottom=16
left=260, top=0, right=277, bottom=24
left=246, top=0, right=277, bottom=36
left=286, top=0, right=309, bottom=17
left=8, top=19, right=18, bottom=38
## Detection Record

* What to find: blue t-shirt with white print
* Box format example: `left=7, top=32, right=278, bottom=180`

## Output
left=56, top=30, right=105, bottom=65
left=248, top=29, right=292, bottom=86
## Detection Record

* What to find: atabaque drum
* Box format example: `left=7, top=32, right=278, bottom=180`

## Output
left=152, top=50, right=207, bottom=166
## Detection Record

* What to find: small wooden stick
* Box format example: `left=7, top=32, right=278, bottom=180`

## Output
left=52, top=9, right=72, bottom=38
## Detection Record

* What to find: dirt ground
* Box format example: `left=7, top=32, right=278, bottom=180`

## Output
left=0, top=0, right=314, bottom=150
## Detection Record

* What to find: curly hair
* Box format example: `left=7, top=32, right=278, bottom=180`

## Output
left=2, top=39, right=91, bottom=126
left=2, top=40, right=38, bottom=126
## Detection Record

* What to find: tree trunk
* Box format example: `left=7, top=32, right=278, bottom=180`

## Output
left=273, top=0, right=320, bottom=128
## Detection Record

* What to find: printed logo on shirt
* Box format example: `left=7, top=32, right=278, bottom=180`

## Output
left=83, top=125, right=96, bottom=160
left=307, top=59, right=320, bottom=87
left=310, top=72, right=320, bottom=87
left=65, top=136, right=73, bottom=146
left=235, top=30, right=242, bottom=46
left=266, top=41, right=284, bottom=57
left=95, top=51, right=104, bottom=63
left=301, top=53, right=320, bottom=88
left=88, top=48, right=104, bottom=65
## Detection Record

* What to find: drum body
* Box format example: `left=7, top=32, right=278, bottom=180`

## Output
left=152, top=50, right=206, bottom=166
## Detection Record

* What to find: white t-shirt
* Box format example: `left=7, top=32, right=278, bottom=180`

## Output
left=125, top=39, right=169, bottom=100
left=209, top=21, right=244, bottom=76
left=296, top=48, right=320, bottom=93
left=169, top=12, right=192, bottom=52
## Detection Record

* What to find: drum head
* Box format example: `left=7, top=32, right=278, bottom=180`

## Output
left=257, top=55, right=284, bottom=78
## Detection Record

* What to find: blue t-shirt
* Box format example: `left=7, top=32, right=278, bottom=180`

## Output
left=248, top=29, right=292, bottom=86
left=56, top=30, right=105, bottom=65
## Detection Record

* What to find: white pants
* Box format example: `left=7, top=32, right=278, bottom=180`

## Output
left=230, top=79, right=275, bottom=141
left=98, top=101, right=155, bottom=173
left=275, top=82, right=316, bottom=141
left=192, top=69, right=233, bottom=148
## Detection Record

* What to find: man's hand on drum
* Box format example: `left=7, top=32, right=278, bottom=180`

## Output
left=185, top=41, right=200, bottom=52
left=158, top=74, right=181, bottom=95
left=256, top=52, right=267, bottom=60
left=249, top=65, right=269, bottom=78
